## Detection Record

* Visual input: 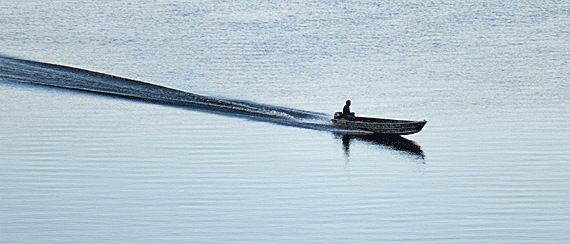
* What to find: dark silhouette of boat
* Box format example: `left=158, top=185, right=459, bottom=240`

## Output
left=333, top=112, right=426, bottom=135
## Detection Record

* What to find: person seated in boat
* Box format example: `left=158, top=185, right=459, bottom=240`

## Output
left=342, top=100, right=356, bottom=120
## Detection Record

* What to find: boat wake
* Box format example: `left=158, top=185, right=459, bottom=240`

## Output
left=0, top=55, right=424, bottom=157
left=0, top=56, right=334, bottom=131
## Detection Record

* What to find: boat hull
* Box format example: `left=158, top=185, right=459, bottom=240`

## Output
left=332, top=117, right=427, bottom=135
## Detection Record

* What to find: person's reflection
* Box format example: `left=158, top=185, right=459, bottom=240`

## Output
left=342, top=135, right=351, bottom=157
left=336, top=134, right=425, bottom=160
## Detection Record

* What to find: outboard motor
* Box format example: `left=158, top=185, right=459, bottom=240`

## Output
left=334, top=112, right=343, bottom=119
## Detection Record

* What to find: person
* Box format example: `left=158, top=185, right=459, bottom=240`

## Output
left=342, top=100, right=356, bottom=120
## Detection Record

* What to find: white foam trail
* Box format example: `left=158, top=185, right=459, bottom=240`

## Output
left=0, top=56, right=334, bottom=131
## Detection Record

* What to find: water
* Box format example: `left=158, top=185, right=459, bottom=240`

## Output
left=1, top=0, right=569, bottom=243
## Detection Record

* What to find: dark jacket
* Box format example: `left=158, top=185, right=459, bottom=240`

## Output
left=343, top=104, right=351, bottom=116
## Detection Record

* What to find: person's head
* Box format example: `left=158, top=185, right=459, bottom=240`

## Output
left=346, top=100, right=351, bottom=105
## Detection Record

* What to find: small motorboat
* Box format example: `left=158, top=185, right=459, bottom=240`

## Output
left=332, top=112, right=427, bottom=135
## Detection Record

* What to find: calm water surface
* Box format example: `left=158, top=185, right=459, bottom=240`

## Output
left=1, top=0, right=569, bottom=243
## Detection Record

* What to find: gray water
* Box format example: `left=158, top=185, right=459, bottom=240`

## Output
left=1, top=0, right=569, bottom=243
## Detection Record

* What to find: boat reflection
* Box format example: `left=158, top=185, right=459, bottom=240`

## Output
left=335, top=133, right=425, bottom=159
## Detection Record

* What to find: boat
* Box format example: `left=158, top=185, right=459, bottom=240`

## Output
left=332, top=112, right=427, bottom=135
